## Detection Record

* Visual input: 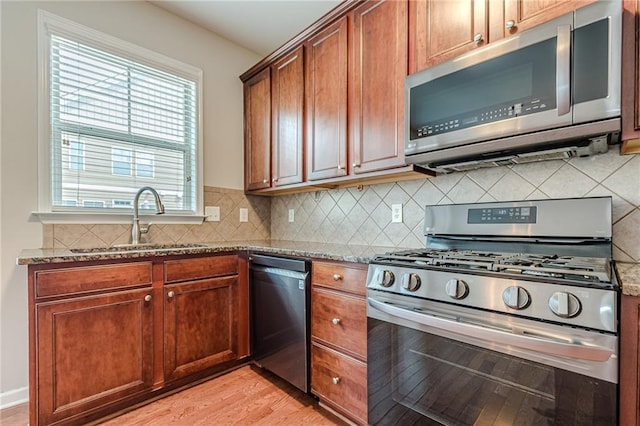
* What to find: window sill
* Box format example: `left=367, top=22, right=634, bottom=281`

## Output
left=31, top=211, right=206, bottom=225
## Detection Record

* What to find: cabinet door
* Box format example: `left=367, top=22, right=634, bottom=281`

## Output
left=620, top=295, right=640, bottom=426
left=272, top=46, right=305, bottom=186
left=410, top=0, right=487, bottom=72
left=244, top=68, right=271, bottom=191
left=501, top=0, right=593, bottom=37
left=306, top=16, right=348, bottom=181
left=622, top=0, right=640, bottom=148
left=164, top=276, right=238, bottom=381
left=351, top=0, right=408, bottom=174
left=35, top=289, right=154, bottom=425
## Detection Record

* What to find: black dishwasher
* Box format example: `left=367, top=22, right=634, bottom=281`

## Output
left=249, top=254, right=310, bottom=393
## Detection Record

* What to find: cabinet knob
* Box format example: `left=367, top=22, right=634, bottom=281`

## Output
left=506, top=20, right=516, bottom=30
left=272, top=177, right=278, bottom=183
left=352, top=162, right=360, bottom=168
left=337, top=165, right=343, bottom=171
left=331, top=318, right=341, bottom=325
left=332, top=273, right=342, bottom=281
left=473, top=33, right=483, bottom=43
left=262, top=179, right=268, bottom=184
left=167, top=291, right=175, bottom=298
left=144, top=294, right=152, bottom=302
left=332, top=376, right=340, bottom=385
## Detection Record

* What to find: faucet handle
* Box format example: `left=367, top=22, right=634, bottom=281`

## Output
left=140, top=223, right=152, bottom=235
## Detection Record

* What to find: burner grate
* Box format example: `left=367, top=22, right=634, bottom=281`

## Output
left=375, top=249, right=612, bottom=284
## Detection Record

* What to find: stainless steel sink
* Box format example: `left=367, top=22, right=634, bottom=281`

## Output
left=69, top=243, right=207, bottom=254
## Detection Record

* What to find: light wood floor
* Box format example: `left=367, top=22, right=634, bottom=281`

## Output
left=0, top=365, right=346, bottom=426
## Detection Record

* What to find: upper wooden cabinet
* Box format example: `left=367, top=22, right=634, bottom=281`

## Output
left=410, top=0, right=488, bottom=72
left=305, top=17, right=349, bottom=181
left=622, top=0, right=640, bottom=154
left=410, top=0, right=596, bottom=73
left=272, top=47, right=305, bottom=186
left=243, top=68, right=271, bottom=191
left=501, top=0, right=594, bottom=37
left=350, top=0, right=408, bottom=174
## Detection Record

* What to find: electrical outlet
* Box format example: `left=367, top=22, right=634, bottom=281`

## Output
left=288, top=209, right=295, bottom=223
left=391, top=204, right=403, bottom=223
left=204, top=206, right=220, bottom=222
left=239, top=208, right=249, bottom=222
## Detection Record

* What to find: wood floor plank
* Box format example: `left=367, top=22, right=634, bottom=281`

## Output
left=0, top=366, right=345, bottom=426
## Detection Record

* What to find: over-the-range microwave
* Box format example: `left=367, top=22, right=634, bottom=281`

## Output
left=405, top=1, right=621, bottom=173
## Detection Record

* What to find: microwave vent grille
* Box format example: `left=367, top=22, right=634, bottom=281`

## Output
left=425, top=135, right=611, bottom=174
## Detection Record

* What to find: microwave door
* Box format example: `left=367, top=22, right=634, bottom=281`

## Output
left=406, top=12, right=574, bottom=156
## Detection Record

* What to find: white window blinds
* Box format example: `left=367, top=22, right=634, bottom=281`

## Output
left=49, top=34, right=198, bottom=213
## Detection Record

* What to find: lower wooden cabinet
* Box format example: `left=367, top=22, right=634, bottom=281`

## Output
left=311, top=342, right=367, bottom=423
left=621, top=294, right=640, bottom=426
left=310, top=260, right=368, bottom=425
left=33, top=288, right=154, bottom=425
left=28, top=253, right=248, bottom=426
left=164, top=276, right=238, bottom=381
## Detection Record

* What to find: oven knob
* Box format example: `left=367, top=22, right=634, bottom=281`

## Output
left=379, top=270, right=395, bottom=288
left=502, top=286, right=531, bottom=310
left=401, top=273, right=421, bottom=292
left=548, top=292, right=581, bottom=318
left=445, top=279, right=468, bottom=299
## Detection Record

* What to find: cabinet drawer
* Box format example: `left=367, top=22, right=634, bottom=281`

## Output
left=311, top=342, right=367, bottom=424
left=312, top=287, right=366, bottom=359
left=34, top=262, right=153, bottom=298
left=164, top=255, right=238, bottom=283
left=312, top=262, right=367, bottom=295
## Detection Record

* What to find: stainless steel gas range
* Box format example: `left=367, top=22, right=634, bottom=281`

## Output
left=366, top=197, right=618, bottom=425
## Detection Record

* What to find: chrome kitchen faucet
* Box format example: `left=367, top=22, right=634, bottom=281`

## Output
left=131, top=186, right=165, bottom=245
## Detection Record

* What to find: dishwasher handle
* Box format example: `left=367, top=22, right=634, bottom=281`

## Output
left=250, top=254, right=309, bottom=273
left=251, top=264, right=309, bottom=281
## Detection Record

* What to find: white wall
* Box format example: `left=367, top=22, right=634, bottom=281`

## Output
left=0, top=0, right=260, bottom=407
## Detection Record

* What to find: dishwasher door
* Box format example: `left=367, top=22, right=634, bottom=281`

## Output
left=249, top=254, right=310, bottom=393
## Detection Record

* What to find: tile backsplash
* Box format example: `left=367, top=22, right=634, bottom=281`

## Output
left=271, top=150, right=640, bottom=262
left=44, top=151, right=639, bottom=263
left=44, top=186, right=270, bottom=249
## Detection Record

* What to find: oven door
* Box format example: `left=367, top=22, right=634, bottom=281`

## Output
left=367, top=291, right=618, bottom=426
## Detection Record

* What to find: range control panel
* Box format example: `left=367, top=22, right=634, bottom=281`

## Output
left=467, top=206, right=537, bottom=224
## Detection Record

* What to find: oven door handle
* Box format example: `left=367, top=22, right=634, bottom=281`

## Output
left=367, top=297, right=614, bottom=362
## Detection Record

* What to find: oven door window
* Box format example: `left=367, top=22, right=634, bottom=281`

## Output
left=368, top=318, right=616, bottom=426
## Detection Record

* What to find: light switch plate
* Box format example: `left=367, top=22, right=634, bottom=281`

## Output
left=205, top=206, right=220, bottom=222
left=239, top=208, right=249, bottom=222
left=288, top=209, right=295, bottom=223
left=391, top=204, right=403, bottom=223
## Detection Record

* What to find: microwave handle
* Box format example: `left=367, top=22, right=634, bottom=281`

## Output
left=556, top=24, right=571, bottom=116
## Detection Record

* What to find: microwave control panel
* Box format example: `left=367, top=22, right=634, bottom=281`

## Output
left=414, top=97, right=554, bottom=139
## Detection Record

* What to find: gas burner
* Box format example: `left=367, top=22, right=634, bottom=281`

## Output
left=376, top=249, right=612, bottom=284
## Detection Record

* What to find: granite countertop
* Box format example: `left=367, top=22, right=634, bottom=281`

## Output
left=616, top=262, right=640, bottom=297
left=17, top=243, right=640, bottom=296
left=16, top=240, right=397, bottom=266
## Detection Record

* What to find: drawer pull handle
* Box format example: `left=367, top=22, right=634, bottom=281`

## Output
left=332, top=376, right=340, bottom=385
left=331, top=318, right=341, bottom=325
left=144, top=294, right=152, bottom=302
left=167, top=291, right=175, bottom=298
left=332, top=273, right=342, bottom=281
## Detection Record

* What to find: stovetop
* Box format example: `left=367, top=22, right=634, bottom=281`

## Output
left=372, top=248, right=612, bottom=285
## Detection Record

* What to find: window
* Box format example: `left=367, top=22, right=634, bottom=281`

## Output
left=135, top=152, right=154, bottom=178
left=38, top=11, right=202, bottom=217
left=113, top=199, right=132, bottom=208
left=112, top=148, right=132, bottom=176
left=66, top=139, right=84, bottom=171
left=83, top=200, right=105, bottom=208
